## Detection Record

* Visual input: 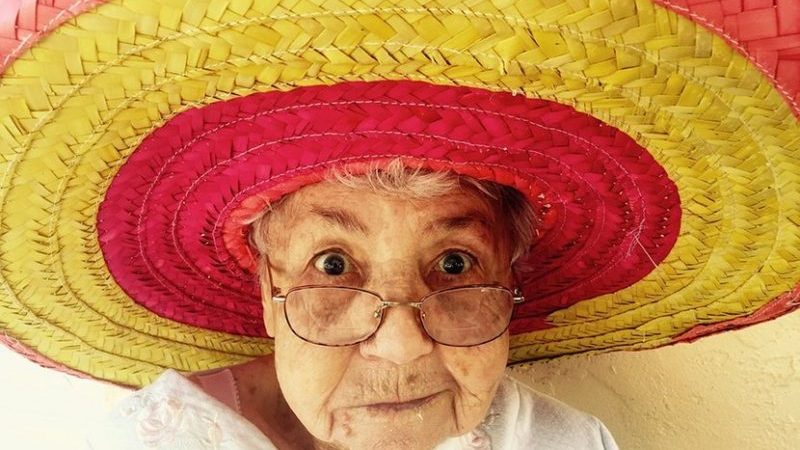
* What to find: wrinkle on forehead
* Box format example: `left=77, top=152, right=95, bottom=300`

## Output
left=308, top=205, right=369, bottom=235
left=257, top=180, right=513, bottom=267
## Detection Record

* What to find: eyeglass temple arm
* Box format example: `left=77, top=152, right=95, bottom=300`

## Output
left=270, top=278, right=285, bottom=303
left=274, top=289, right=523, bottom=303
left=512, top=288, right=525, bottom=304
left=262, top=255, right=287, bottom=304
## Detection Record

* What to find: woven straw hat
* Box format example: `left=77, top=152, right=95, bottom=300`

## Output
left=0, top=0, right=798, bottom=387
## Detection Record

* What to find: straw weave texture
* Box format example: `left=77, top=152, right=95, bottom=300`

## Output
left=655, top=0, right=800, bottom=118
left=0, top=0, right=105, bottom=73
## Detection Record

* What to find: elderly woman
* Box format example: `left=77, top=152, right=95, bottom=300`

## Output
left=90, top=158, right=620, bottom=449
left=158, top=160, right=615, bottom=449
left=2, top=1, right=799, bottom=450
left=85, top=159, right=619, bottom=450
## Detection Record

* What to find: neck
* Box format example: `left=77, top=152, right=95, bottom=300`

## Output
left=232, top=355, right=319, bottom=449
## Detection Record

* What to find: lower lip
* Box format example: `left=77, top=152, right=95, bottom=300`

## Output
left=364, top=392, right=440, bottom=413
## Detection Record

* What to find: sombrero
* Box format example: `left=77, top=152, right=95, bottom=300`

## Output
left=1, top=0, right=798, bottom=387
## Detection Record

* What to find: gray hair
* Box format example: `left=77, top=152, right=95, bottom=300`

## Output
left=248, top=159, right=537, bottom=264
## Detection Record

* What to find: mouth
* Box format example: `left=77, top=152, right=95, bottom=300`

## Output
left=363, top=392, right=441, bottom=414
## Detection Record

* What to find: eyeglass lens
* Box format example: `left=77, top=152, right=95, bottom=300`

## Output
left=283, top=287, right=514, bottom=346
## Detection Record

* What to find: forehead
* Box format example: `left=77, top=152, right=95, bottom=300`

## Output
left=259, top=179, right=515, bottom=279
left=276, top=180, right=500, bottom=230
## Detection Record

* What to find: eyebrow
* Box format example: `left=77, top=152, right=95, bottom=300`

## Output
left=309, top=206, right=369, bottom=235
left=424, top=210, right=495, bottom=235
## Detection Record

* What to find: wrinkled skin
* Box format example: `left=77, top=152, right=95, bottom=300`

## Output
left=254, top=181, right=515, bottom=449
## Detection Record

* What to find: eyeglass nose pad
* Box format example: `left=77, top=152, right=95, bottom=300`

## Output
left=372, top=302, right=388, bottom=319
left=372, top=302, right=426, bottom=326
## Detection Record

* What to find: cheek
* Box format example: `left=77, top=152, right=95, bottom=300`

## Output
left=444, top=333, right=508, bottom=381
left=273, top=317, right=355, bottom=438
left=439, top=333, right=508, bottom=424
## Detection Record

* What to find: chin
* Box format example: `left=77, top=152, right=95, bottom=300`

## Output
left=326, top=412, right=454, bottom=450
left=328, top=433, right=446, bottom=450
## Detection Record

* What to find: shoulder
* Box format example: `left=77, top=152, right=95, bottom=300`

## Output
left=87, top=369, right=275, bottom=450
left=490, top=374, right=619, bottom=450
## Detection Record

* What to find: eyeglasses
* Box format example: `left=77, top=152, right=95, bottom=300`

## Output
left=272, top=284, right=524, bottom=347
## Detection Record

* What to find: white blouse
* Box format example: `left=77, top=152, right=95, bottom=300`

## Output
left=88, top=369, right=618, bottom=449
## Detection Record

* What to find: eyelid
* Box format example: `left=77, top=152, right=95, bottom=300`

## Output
left=310, top=247, right=348, bottom=260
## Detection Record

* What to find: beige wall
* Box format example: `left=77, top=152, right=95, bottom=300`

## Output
left=0, top=345, right=131, bottom=448
left=510, top=310, right=800, bottom=450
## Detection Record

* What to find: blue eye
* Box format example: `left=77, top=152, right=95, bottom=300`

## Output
left=313, top=252, right=349, bottom=276
left=438, top=252, right=473, bottom=275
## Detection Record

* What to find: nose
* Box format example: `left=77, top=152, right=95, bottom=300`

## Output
left=359, top=304, right=434, bottom=364
left=358, top=269, right=434, bottom=364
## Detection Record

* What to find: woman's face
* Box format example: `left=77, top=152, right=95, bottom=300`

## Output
left=262, top=181, right=514, bottom=450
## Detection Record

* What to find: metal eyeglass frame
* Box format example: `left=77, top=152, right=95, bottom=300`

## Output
left=272, top=283, right=525, bottom=347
